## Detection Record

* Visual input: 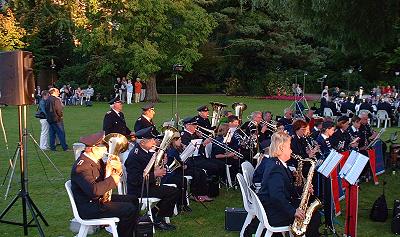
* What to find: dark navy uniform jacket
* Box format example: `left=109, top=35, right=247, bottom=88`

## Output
left=71, top=154, right=116, bottom=207
left=134, top=115, right=159, bottom=135
left=125, top=143, right=156, bottom=196
left=103, top=109, right=132, bottom=136
left=194, top=115, right=212, bottom=130
left=258, top=157, right=298, bottom=226
left=330, top=129, right=350, bottom=152
left=180, top=130, right=198, bottom=146
left=316, top=134, right=332, bottom=159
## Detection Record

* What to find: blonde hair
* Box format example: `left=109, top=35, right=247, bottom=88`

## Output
left=269, top=131, right=291, bottom=158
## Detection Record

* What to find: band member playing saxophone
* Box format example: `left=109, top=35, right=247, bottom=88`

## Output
left=255, top=132, right=320, bottom=237
left=71, top=131, right=138, bottom=237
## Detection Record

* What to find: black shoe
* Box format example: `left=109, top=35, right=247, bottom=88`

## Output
left=182, top=206, right=192, bottom=212
left=164, top=222, right=176, bottom=230
left=154, top=220, right=175, bottom=231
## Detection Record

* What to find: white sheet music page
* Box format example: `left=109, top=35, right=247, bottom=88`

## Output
left=190, top=139, right=203, bottom=157
left=345, top=153, right=369, bottom=185
left=321, top=151, right=343, bottom=178
left=180, top=143, right=196, bottom=163
left=339, top=150, right=358, bottom=178
left=317, top=150, right=335, bottom=175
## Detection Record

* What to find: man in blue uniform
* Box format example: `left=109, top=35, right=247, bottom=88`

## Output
left=71, top=131, right=138, bottom=237
left=102, top=95, right=135, bottom=139
left=194, top=105, right=213, bottom=132
left=133, top=103, right=159, bottom=135
left=125, top=127, right=178, bottom=231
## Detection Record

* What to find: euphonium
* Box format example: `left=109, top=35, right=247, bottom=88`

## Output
left=143, top=126, right=180, bottom=186
left=232, top=102, right=247, bottom=123
left=290, top=159, right=322, bottom=237
left=210, top=101, right=227, bottom=127
left=102, top=133, right=129, bottom=203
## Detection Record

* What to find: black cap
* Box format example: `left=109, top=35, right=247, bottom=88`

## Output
left=182, top=116, right=197, bottom=125
left=197, top=105, right=209, bottom=112
left=136, top=127, right=157, bottom=139
left=322, top=121, right=335, bottom=130
left=141, top=103, right=154, bottom=111
left=337, top=116, right=349, bottom=123
left=79, top=131, right=105, bottom=146
left=108, top=95, right=122, bottom=105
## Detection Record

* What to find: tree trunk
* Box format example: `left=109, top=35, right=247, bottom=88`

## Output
left=145, top=73, right=160, bottom=103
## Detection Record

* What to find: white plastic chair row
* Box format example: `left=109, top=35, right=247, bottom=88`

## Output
left=376, top=110, right=391, bottom=128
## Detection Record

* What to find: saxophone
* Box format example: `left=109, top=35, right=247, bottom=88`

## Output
left=290, top=158, right=322, bottom=237
left=290, top=154, right=304, bottom=187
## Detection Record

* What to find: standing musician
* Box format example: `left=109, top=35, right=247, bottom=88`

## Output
left=290, top=120, right=317, bottom=169
left=71, top=131, right=138, bottom=237
left=103, top=95, right=135, bottom=140
left=125, top=127, right=178, bottom=231
left=257, top=132, right=320, bottom=237
left=315, top=121, right=335, bottom=230
left=133, top=103, right=159, bottom=135
left=166, top=136, right=212, bottom=203
left=330, top=116, right=358, bottom=152
left=358, top=111, right=378, bottom=151
left=347, top=116, right=362, bottom=151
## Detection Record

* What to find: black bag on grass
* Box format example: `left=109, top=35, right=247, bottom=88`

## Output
left=370, top=194, right=388, bottom=222
left=392, top=213, right=400, bottom=234
left=135, top=214, right=153, bottom=237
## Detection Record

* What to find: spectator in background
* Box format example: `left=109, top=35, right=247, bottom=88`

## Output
left=134, top=78, right=142, bottom=103
left=35, top=86, right=41, bottom=104
left=126, top=79, right=133, bottom=104
left=114, top=77, right=121, bottom=97
left=45, top=88, right=69, bottom=151
left=140, top=80, right=146, bottom=102
left=121, top=77, right=127, bottom=103
left=39, top=90, right=49, bottom=150
left=86, top=85, right=94, bottom=102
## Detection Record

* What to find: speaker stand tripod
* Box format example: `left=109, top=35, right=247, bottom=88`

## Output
left=0, top=105, right=48, bottom=236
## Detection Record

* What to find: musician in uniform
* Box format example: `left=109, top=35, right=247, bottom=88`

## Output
left=330, top=116, right=355, bottom=152
left=240, top=111, right=263, bottom=162
left=278, top=108, right=293, bottom=126
left=348, top=116, right=362, bottom=148
left=133, top=103, right=159, bottom=135
left=125, top=127, right=178, bottom=231
left=194, top=105, right=213, bottom=132
left=290, top=120, right=317, bottom=169
left=257, top=132, right=320, bottom=237
left=71, top=131, right=138, bottom=237
left=102, top=96, right=135, bottom=139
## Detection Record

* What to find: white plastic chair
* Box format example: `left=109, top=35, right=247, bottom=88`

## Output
left=376, top=110, right=391, bottom=128
left=204, top=143, right=212, bottom=158
left=237, top=173, right=256, bottom=237
left=249, top=188, right=294, bottom=237
left=72, top=143, right=86, bottom=160
left=241, top=161, right=255, bottom=188
left=323, top=108, right=334, bottom=117
left=65, top=180, right=120, bottom=237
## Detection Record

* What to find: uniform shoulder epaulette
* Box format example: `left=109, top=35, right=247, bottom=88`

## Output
left=77, top=160, right=84, bottom=166
left=180, top=131, right=185, bottom=136
left=106, top=111, right=112, bottom=114
left=137, top=117, right=142, bottom=121
left=134, top=148, right=139, bottom=154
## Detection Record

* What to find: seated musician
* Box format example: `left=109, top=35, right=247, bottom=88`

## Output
left=133, top=103, right=159, bottom=135
left=348, top=116, right=361, bottom=144
left=290, top=120, right=318, bottom=172
left=180, top=116, right=223, bottom=178
left=258, top=132, right=320, bottom=237
left=210, top=123, right=240, bottom=181
left=240, top=111, right=263, bottom=162
left=102, top=96, right=135, bottom=140
left=125, top=127, right=179, bottom=231
left=252, top=142, right=270, bottom=185
left=166, top=136, right=212, bottom=203
left=71, top=131, right=138, bottom=237
left=277, top=108, right=293, bottom=126
left=194, top=105, right=213, bottom=130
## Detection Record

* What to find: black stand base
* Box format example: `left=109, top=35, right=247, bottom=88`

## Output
left=321, top=225, right=339, bottom=237
left=0, top=189, right=48, bottom=236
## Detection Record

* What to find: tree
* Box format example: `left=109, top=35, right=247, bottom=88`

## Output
left=0, top=8, right=26, bottom=50
left=71, top=0, right=216, bottom=102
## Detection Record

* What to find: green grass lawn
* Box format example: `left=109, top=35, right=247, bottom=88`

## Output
left=0, top=94, right=398, bottom=237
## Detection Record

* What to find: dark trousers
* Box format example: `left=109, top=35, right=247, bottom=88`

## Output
left=183, top=167, right=209, bottom=196
left=49, top=122, right=68, bottom=150
left=162, top=174, right=188, bottom=206
left=142, top=184, right=179, bottom=218
left=316, top=173, right=333, bottom=228
left=187, top=156, right=222, bottom=177
left=78, top=194, right=138, bottom=237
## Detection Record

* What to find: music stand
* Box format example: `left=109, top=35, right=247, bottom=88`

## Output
left=339, top=150, right=369, bottom=237
left=0, top=105, right=48, bottom=236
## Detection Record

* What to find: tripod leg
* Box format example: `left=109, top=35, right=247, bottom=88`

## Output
left=3, top=147, right=20, bottom=200
left=25, top=195, right=45, bottom=237
left=2, top=146, right=20, bottom=186
left=27, top=195, right=48, bottom=226
left=0, top=192, right=20, bottom=219
left=28, top=133, right=63, bottom=176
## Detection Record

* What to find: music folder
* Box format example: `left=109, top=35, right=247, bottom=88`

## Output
left=317, top=150, right=343, bottom=178
left=180, top=139, right=202, bottom=163
left=339, top=150, right=369, bottom=185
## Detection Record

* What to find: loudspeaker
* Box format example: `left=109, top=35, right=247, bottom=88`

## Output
left=0, top=50, right=35, bottom=105
left=224, top=207, right=247, bottom=231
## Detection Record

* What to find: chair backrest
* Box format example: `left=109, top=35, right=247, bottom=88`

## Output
left=241, top=161, right=255, bottom=187
left=248, top=188, right=273, bottom=229
left=204, top=143, right=212, bottom=158
left=65, top=180, right=84, bottom=223
left=72, top=143, right=86, bottom=160
left=377, top=110, right=389, bottom=119
left=323, top=108, right=333, bottom=117
left=236, top=173, right=254, bottom=213
left=358, top=109, right=370, bottom=116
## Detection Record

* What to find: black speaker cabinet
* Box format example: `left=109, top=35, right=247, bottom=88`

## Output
left=0, top=50, right=35, bottom=105
left=225, top=207, right=247, bottom=231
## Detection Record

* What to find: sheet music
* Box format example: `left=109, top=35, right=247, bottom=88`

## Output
left=339, top=150, right=359, bottom=178
left=223, top=127, right=236, bottom=144
left=190, top=139, right=202, bottom=157
left=162, top=121, right=175, bottom=127
left=345, top=153, right=369, bottom=185
left=180, top=143, right=196, bottom=163
left=317, top=150, right=343, bottom=178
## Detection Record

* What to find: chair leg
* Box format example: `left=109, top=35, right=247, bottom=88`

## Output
left=384, top=120, right=387, bottom=128
left=377, top=119, right=380, bottom=128
left=109, top=222, right=119, bottom=237
left=226, top=165, right=232, bottom=188
left=240, top=214, right=254, bottom=237
left=77, top=225, right=89, bottom=237
left=255, top=223, right=264, bottom=237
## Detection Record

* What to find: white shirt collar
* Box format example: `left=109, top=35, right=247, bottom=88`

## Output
left=321, top=134, right=329, bottom=140
left=112, top=108, right=120, bottom=116
left=351, top=126, right=358, bottom=132
left=278, top=158, right=287, bottom=168
left=143, top=115, right=151, bottom=122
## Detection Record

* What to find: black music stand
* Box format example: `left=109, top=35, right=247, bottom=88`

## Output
left=339, top=150, right=369, bottom=237
left=0, top=105, right=48, bottom=236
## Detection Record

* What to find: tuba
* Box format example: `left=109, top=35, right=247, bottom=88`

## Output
left=143, top=126, right=180, bottom=186
left=102, top=133, right=129, bottom=203
left=210, top=101, right=227, bottom=127
left=290, top=158, right=322, bottom=236
left=232, top=102, right=247, bottom=124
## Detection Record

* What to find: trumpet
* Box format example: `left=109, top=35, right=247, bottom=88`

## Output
left=260, top=120, right=277, bottom=132
left=168, top=158, right=182, bottom=172
left=195, top=127, right=244, bottom=159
